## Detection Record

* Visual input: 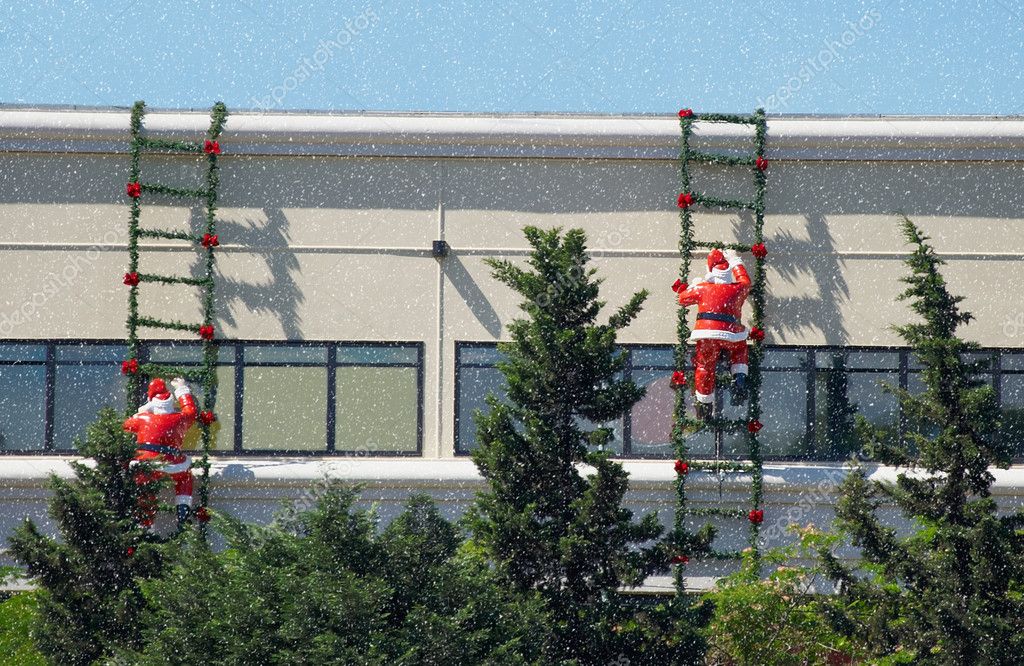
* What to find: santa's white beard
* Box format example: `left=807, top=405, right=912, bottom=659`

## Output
left=703, top=267, right=735, bottom=284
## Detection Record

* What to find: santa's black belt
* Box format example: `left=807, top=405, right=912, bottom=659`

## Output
left=136, top=443, right=184, bottom=457
left=696, top=312, right=739, bottom=324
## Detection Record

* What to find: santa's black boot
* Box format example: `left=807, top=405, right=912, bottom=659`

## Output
left=694, top=401, right=713, bottom=422
left=731, top=373, right=749, bottom=406
left=176, top=504, right=192, bottom=531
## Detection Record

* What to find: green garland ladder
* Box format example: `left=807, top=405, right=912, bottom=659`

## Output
left=671, top=109, right=768, bottom=593
left=124, top=100, right=228, bottom=534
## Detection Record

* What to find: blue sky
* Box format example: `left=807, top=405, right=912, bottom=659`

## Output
left=2, top=0, right=1023, bottom=115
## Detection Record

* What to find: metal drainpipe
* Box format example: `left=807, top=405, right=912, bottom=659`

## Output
left=435, top=196, right=446, bottom=458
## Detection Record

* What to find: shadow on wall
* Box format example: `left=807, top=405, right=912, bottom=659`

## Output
left=443, top=254, right=503, bottom=338
left=190, top=207, right=306, bottom=340
left=3, top=153, right=1024, bottom=346
left=765, top=214, right=850, bottom=346
left=197, top=159, right=1019, bottom=345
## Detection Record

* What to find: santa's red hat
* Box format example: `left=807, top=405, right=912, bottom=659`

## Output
left=707, top=248, right=729, bottom=272
left=147, top=378, right=171, bottom=401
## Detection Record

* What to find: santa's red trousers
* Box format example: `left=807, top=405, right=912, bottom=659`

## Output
left=134, top=464, right=193, bottom=528
left=692, top=338, right=748, bottom=403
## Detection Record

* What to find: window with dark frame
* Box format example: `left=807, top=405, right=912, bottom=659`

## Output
left=0, top=340, right=423, bottom=456
left=54, top=344, right=127, bottom=451
left=0, top=343, right=49, bottom=451
left=1, top=340, right=1019, bottom=460
left=454, top=342, right=1024, bottom=460
left=454, top=343, right=626, bottom=456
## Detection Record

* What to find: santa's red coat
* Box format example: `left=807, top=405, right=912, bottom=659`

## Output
left=677, top=263, right=751, bottom=342
left=124, top=393, right=197, bottom=475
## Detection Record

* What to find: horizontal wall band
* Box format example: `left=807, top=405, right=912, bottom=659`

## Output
left=0, top=241, right=1016, bottom=260
left=4, top=109, right=1024, bottom=161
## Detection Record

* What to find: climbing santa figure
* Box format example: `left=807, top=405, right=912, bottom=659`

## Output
left=676, top=248, right=751, bottom=421
left=124, top=377, right=197, bottom=530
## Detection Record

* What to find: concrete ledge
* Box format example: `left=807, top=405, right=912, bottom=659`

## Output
left=4, top=456, right=1018, bottom=590
left=5, top=456, right=1024, bottom=496
left=2, top=108, right=1024, bottom=160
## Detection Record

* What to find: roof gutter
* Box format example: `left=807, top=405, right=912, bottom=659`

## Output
left=2, top=109, right=1024, bottom=160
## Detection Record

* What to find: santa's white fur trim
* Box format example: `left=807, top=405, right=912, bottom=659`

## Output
left=694, top=391, right=714, bottom=404
left=175, top=495, right=193, bottom=506
left=689, top=328, right=749, bottom=343
left=731, top=363, right=749, bottom=375
left=160, top=458, right=192, bottom=474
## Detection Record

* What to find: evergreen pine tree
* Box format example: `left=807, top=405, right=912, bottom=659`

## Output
left=816, top=352, right=859, bottom=459
left=8, top=407, right=164, bottom=665
left=468, top=226, right=691, bottom=663
left=820, top=216, right=1024, bottom=664
left=128, top=486, right=546, bottom=664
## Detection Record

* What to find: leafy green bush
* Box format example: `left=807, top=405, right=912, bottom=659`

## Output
left=125, top=485, right=546, bottom=664
left=0, top=592, right=46, bottom=666
left=705, top=528, right=867, bottom=666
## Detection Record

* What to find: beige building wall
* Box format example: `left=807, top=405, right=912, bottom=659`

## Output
left=0, top=112, right=1022, bottom=460
left=2, top=110, right=1023, bottom=582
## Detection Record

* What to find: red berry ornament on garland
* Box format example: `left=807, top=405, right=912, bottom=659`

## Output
left=198, top=324, right=215, bottom=340
left=126, top=182, right=141, bottom=198
left=748, top=509, right=764, bottom=524
left=123, top=272, right=140, bottom=287
left=751, top=243, right=768, bottom=259
left=121, top=359, right=138, bottom=375
left=671, top=278, right=687, bottom=293
left=203, top=140, right=221, bottom=155
left=755, top=156, right=769, bottom=171
left=747, top=419, right=764, bottom=434
left=748, top=326, right=765, bottom=342
left=199, top=411, right=216, bottom=426
left=674, top=459, right=689, bottom=476
left=201, top=233, right=219, bottom=248
left=670, top=370, right=687, bottom=388
left=678, top=108, right=694, bottom=119
left=195, top=506, right=211, bottom=523
left=677, top=192, right=695, bottom=209
left=671, top=554, right=689, bottom=565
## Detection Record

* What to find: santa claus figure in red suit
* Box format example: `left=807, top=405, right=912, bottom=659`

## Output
left=676, top=248, right=751, bottom=421
left=124, top=377, right=197, bottom=529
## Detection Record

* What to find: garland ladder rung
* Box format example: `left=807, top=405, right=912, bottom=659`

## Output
left=140, top=183, right=209, bottom=199
left=138, top=228, right=201, bottom=242
left=687, top=507, right=748, bottom=519
left=680, top=416, right=754, bottom=432
left=687, top=150, right=756, bottom=167
left=138, top=273, right=213, bottom=287
left=135, top=137, right=206, bottom=154
left=693, top=112, right=760, bottom=125
left=693, top=193, right=759, bottom=212
left=688, top=460, right=759, bottom=474
left=135, top=316, right=200, bottom=333
left=692, top=241, right=753, bottom=252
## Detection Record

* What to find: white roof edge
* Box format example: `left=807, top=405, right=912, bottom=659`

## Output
left=4, top=457, right=1024, bottom=498
left=2, top=109, right=1024, bottom=160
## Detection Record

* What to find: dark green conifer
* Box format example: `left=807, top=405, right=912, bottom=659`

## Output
left=821, top=217, right=1024, bottom=664
left=469, top=226, right=705, bottom=663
